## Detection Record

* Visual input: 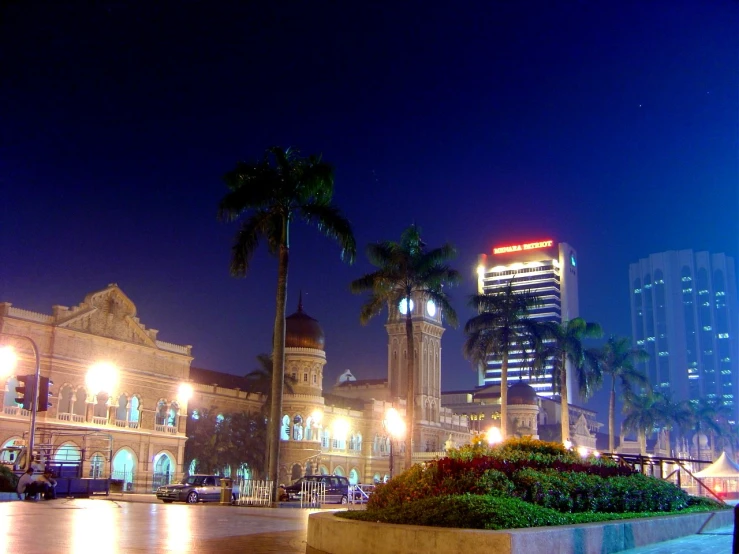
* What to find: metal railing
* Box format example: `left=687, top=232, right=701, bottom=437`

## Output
left=348, top=484, right=374, bottom=504
left=299, top=480, right=326, bottom=508
left=236, top=479, right=274, bottom=507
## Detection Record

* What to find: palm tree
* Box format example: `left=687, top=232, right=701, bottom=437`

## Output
left=245, top=353, right=298, bottom=411
left=653, top=390, right=693, bottom=456
left=537, top=318, right=603, bottom=443
left=622, top=389, right=662, bottom=455
left=219, top=146, right=356, bottom=494
left=463, top=279, right=541, bottom=439
left=690, top=398, right=731, bottom=462
left=351, top=224, right=460, bottom=469
left=587, top=336, right=649, bottom=452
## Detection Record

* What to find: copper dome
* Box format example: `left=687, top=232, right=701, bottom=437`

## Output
left=507, top=382, right=538, bottom=405
left=285, top=294, right=325, bottom=350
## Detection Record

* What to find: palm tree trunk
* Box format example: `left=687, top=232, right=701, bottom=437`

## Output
left=639, top=429, right=646, bottom=455
left=500, top=353, right=508, bottom=439
left=560, top=352, right=569, bottom=443
left=609, top=377, right=616, bottom=453
left=404, top=308, right=414, bottom=470
left=268, top=222, right=289, bottom=501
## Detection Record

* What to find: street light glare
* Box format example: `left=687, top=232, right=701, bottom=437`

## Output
left=177, top=383, right=194, bottom=403
left=0, top=346, right=17, bottom=377
left=332, top=418, right=350, bottom=441
left=311, top=410, right=323, bottom=424
left=86, top=362, right=118, bottom=394
left=486, top=426, right=502, bottom=445
left=384, top=407, right=406, bottom=438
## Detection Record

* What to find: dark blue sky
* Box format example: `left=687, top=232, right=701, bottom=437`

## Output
left=1, top=1, right=737, bottom=413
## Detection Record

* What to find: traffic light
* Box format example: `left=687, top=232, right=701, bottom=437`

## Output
left=15, top=375, right=33, bottom=411
left=38, top=376, right=53, bottom=412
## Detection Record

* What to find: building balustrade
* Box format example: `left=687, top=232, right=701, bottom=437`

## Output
left=3, top=406, right=30, bottom=417
left=92, top=416, right=108, bottom=426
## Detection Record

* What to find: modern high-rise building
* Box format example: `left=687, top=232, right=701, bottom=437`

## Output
left=476, top=239, right=579, bottom=399
left=629, top=250, right=739, bottom=423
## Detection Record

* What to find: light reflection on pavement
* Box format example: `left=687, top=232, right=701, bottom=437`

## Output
left=0, top=498, right=317, bottom=554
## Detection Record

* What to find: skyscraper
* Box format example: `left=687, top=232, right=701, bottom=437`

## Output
left=629, top=250, right=739, bottom=423
left=476, top=239, right=579, bottom=399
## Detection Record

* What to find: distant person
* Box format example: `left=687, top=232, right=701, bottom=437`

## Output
left=38, top=471, right=57, bottom=500
left=16, top=468, right=45, bottom=500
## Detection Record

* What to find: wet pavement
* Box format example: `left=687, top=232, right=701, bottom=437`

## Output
left=0, top=497, right=734, bottom=553
left=0, top=498, right=320, bottom=553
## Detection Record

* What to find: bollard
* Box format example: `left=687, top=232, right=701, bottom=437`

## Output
left=733, top=504, right=739, bottom=554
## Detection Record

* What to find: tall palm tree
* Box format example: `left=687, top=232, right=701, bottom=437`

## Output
left=219, top=147, right=356, bottom=495
left=463, top=279, right=541, bottom=439
left=587, top=336, right=649, bottom=452
left=537, top=318, right=603, bottom=443
left=622, top=389, right=662, bottom=455
left=647, top=390, right=692, bottom=456
left=351, top=224, right=459, bottom=469
left=690, top=398, right=731, bottom=462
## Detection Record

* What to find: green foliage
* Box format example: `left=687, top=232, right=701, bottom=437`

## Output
left=340, top=494, right=727, bottom=530
left=184, top=409, right=267, bottom=478
left=0, top=465, right=18, bottom=493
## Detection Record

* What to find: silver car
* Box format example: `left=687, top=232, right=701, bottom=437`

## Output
left=156, top=474, right=223, bottom=504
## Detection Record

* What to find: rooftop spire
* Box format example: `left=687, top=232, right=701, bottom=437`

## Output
left=298, top=290, right=303, bottom=313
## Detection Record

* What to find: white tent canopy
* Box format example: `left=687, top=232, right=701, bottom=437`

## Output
left=694, top=452, right=739, bottom=478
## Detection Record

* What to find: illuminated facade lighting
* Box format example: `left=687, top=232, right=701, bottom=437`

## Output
left=477, top=240, right=579, bottom=400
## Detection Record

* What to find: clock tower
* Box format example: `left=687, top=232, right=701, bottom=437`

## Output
left=385, top=292, right=445, bottom=431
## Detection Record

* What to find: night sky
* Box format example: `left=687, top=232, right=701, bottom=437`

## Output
left=2, top=2, right=737, bottom=416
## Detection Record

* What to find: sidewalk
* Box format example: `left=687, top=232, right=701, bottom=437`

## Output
left=620, top=525, right=734, bottom=554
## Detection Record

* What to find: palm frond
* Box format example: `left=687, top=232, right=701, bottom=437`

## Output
left=299, top=203, right=357, bottom=263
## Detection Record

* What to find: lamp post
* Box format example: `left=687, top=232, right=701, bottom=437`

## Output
left=383, top=407, right=406, bottom=480
left=0, top=333, right=41, bottom=471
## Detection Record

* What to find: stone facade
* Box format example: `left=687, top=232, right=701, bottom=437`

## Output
left=0, top=285, right=192, bottom=493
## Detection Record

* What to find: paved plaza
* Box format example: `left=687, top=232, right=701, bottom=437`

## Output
left=0, top=497, right=734, bottom=553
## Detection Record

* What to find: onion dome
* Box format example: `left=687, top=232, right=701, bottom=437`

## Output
left=285, top=292, right=325, bottom=350
left=507, top=382, right=538, bottom=405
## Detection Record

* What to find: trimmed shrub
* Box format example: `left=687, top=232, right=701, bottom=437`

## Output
left=0, top=465, right=18, bottom=493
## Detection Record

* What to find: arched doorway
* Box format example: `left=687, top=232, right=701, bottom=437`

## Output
left=112, top=448, right=137, bottom=492
left=290, top=463, right=302, bottom=482
left=153, top=452, right=174, bottom=490
left=89, top=453, right=106, bottom=478
left=348, top=468, right=359, bottom=485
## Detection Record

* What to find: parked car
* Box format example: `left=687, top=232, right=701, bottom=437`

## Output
left=156, top=474, right=223, bottom=504
left=284, top=475, right=350, bottom=504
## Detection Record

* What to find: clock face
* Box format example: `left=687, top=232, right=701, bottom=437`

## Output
left=570, top=252, right=577, bottom=267
left=399, top=298, right=414, bottom=315
left=426, top=300, right=437, bottom=317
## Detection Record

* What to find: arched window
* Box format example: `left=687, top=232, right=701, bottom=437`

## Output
left=281, top=415, right=290, bottom=441
left=318, top=465, right=329, bottom=475
left=93, top=393, right=109, bottom=418
left=89, top=453, right=105, bottom=478
left=321, top=428, right=330, bottom=449
left=348, top=468, right=359, bottom=485
left=167, top=402, right=179, bottom=427
left=115, top=394, right=128, bottom=421
left=73, top=387, right=87, bottom=416
left=55, top=442, right=82, bottom=463
left=155, top=401, right=168, bottom=426
left=291, top=463, right=302, bottom=482
left=333, top=466, right=344, bottom=477
left=128, top=396, right=140, bottom=427
left=57, top=384, right=73, bottom=414
left=292, top=415, right=303, bottom=440
left=305, top=416, right=314, bottom=441
left=354, top=433, right=362, bottom=453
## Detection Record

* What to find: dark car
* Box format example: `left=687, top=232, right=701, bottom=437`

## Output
left=284, top=475, right=350, bottom=504
left=156, top=474, right=223, bottom=504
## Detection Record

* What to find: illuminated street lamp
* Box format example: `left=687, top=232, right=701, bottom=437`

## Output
left=0, top=334, right=41, bottom=471
left=332, top=418, right=349, bottom=442
left=177, top=383, right=194, bottom=404
left=383, top=407, right=406, bottom=479
left=0, top=346, right=17, bottom=378
left=86, top=362, right=118, bottom=396
left=486, top=426, right=503, bottom=446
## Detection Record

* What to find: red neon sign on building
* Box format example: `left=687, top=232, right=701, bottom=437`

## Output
left=492, top=239, right=554, bottom=255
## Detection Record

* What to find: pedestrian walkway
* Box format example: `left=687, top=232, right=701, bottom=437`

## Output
left=620, top=525, right=733, bottom=554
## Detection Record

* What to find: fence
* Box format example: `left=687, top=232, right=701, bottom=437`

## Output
left=299, top=480, right=326, bottom=508
left=348, top=484, right=374, bottom=505
left=236, top=479, right=274, bottom=507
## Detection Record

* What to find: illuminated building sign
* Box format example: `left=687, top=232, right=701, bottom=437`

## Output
left=493, top=240, right=553, bottom=255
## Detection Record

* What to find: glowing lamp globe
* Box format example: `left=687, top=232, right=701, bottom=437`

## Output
left=86, top=362, right=118, bottom=394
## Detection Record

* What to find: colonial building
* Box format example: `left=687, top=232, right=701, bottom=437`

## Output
left=0, top=284, right=192, bottom=492
left=187, top=292, right=471, bottom=485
